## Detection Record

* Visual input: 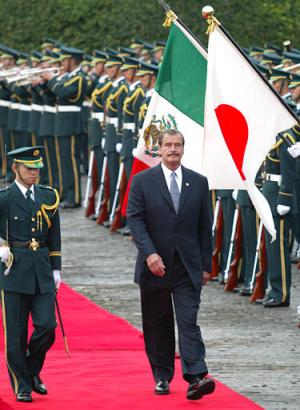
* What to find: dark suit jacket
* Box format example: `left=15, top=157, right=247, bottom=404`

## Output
left=127, top=163, right=212, bottom=290
left=0, top=183, right=61, bottom=294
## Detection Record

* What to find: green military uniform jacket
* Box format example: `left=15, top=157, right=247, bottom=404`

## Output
left=121, top=80, right=145, bottom=158
left=48, top=69, right=87, bottom=137
left=0, top=183, right=61, bottom=294
left=0, top=80, right=11, bottom=127
left=262, top=127, right=299, bottom=215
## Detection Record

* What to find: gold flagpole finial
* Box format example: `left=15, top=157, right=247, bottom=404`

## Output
left=163, top=9, right=177, bottom=27
left=202, top=5, right=220, bottom=34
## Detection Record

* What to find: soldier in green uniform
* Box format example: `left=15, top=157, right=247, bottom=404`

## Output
left=0, top=146, right=61, bottom=402
left=89, top=51, right=111, bottom=209
left=0, top=46, right=19, bottom=180
left=261, top=126, right=299, bottom=307
left=36, top=51, right=62, bottom=191
left=103, top=53, right=127, bottom=222
left=43, top=46, right=87, bottom=208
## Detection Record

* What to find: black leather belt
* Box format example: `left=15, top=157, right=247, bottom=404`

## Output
left=9, top=240, right=45, bottom=251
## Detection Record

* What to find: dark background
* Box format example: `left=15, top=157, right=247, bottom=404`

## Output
left=0, top=0, right=299, bottom=52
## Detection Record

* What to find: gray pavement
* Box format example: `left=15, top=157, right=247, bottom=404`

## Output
left=61, top=207, right=300, bottom=410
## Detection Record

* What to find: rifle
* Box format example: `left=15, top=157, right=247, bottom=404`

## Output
left=210, top=199, right=223, bottom=279
left=110, top=163, right=128, bottom=232
left=224, top=207, right=242, bottom=291
left=223, top=206, right=239, bottom=286
left=250, top=220, right=266, bottom=302
left=96, top=157, right=110, bottom=225
left=84, top=151, right=99, bottom=217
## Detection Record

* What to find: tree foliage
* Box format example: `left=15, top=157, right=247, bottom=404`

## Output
left=0, top=0, right=299, bottom=53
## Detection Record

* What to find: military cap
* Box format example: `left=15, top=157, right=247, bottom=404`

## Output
left=104, top=53, right=123, bottom=67
left=31, top=50, right=43, bottom=62
left=136, top=62, right=159, bottom=77
left=104, top=47, right=119, bottom=55
left=153, top=41, right=166, bottom=52
left=121, top=56, right=140, bottom=71
left=288, top=73, right=300, bottom=89
left=282, top=51, right=300, bottom=64
left=82, top=54, right=93, bottom=66
left=16, top=52, right=29, bottom=65
left=41, top=37, right=56, bottom=48
left=130, top=38, right=145, bottom=49
left=118, top=47, right=137, bottom=58
left=270, top=68, right=291, bottom=83
left=249, top=46, right=264, bottom=57
left=92, top=50, right=107, bottom=63
left=48, top=51, right=62, bottom=64
left=141, top=41, right=154, bottom=51
left=7, top=146, right=44, bottom=169
left=264, top=43, right=282, bottom=54
left=254, top=62, right=271, bottom=78
left=261, top=52, right=282, bottom=66
left=1, top=46, right=19, bottom=60
left=60, top=46, right=83, bottom=60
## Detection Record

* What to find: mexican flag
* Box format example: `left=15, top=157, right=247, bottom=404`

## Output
left=122, top=19, right=207, bottom=215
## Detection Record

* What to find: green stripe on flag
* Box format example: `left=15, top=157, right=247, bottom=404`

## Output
left=155, top=23, right=207, bottom=127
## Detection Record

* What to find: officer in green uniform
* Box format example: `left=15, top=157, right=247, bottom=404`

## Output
left=43, top=46, right=87, bottom=208
left=36, top=51, right=62, bottom=191
left=0, top=46, right=19, bottom=180
left=13, top=53, right=32, bottom=147
left=0, top=146, right=61, bottom=402
left=261, top=126, right=299, bottom=307
left=89, top=51, right=111, bottom=207
left=103, top=53, right=127, bottom=221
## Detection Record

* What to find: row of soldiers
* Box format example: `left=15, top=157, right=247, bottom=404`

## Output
left=0, top=37, right=163, bottom=210
left=1, top=37, right=300, bottom=319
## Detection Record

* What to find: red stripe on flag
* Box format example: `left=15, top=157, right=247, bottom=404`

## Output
left=121, top=158, right=150, bottom=216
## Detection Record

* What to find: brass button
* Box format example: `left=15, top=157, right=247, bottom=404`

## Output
left=32, top=217, right=35, bottom=222
left=31, top=228, right=36, bottom=232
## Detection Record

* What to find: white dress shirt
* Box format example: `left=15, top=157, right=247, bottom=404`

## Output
left=161, top=162, right=182, bottom=193
left=15, top=180, right=35, bottom=201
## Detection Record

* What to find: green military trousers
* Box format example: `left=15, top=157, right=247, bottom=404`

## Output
left=1, top=289, right=56, bottom=395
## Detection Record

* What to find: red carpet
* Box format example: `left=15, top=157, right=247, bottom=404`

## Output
left=0, top=284, right=263, bottom=409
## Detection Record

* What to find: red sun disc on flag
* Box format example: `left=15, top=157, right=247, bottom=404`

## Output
left=215, top=104, right=248, bottom=181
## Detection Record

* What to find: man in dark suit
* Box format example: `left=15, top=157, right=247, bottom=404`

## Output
left=0, top=146, right=61, bottom=402
left=127, top=129, right=215, bottom=401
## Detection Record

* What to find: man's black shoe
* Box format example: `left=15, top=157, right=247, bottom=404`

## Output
left=154, top=380, right=169, bottom=395
left=263, top=298, right=290, bottom=308
left=16, top=392, right=33, bottom=402
left=187, top=378, right=215, bottom=401
left=31, top=375, right=47, bottom=395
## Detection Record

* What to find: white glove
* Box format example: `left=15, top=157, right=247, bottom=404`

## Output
left=132, top=148, right=137, bottom=158
left=53, top=270, right=62, bottom=290
left=0, top=246, right=11, bottom=264
left=277, top=204, right=290, bottom=216
left=116, top=143, right=122, bottom=153
left=101, top=139, right=105, bottom=149
left=232, top=189, right=238, bottom=200
left=287, top=142, right=300, bottom=158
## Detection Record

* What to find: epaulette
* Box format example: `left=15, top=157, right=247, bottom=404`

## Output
left=0, top=187, right=9, bottom=193
left=39, top=185, right=54, bottom=191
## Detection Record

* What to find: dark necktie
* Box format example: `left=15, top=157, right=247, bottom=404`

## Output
left=170, top=171, right=180, bottom=213
left=26, top=188, right=34, bottom=212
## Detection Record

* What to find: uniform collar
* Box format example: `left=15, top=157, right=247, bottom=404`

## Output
left=14, top=180, right=34, bottom=199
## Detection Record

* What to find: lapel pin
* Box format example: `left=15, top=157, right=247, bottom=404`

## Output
left=185, top=182, right=190, bottom=186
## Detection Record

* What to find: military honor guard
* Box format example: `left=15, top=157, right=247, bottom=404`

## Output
left=43, top=46, right=87, bottom=208
left=0, top=146, right=61, bottom=402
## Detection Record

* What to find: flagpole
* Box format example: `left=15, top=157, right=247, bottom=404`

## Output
left=158, top=0, right=207, bottom=52
left=202, top=5, right=300, bottom=124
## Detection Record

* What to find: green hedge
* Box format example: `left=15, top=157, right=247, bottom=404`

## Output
left=0, top=0, right=299, bottom=53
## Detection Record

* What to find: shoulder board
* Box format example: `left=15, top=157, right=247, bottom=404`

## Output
left=0, top=187, right=9, bottom=193
left=112, top=76, right=125, bottom=87
left=39, top=185, right=54, bottom=190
